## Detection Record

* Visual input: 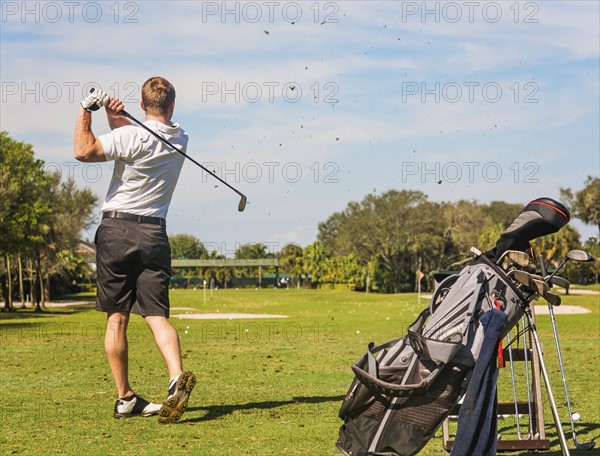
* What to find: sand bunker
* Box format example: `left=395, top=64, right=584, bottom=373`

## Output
left=174, top=313, right=288, bottom=319
left=534, top=305, right=591, bottom=315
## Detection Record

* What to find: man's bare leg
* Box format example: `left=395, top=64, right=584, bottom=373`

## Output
left=146, top=316, right=195, bottom=424
left=105, top=311, right=133, bottom=398
left=145, top=316, right=183, bottom=381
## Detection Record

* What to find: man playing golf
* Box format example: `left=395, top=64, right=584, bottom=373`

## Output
left=74, top=77, right=195, bottom=423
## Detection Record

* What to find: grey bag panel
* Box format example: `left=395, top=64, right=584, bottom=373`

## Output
left=423, top=259, right=524, bottom=365
left=423, top=264, right=489, bottom=340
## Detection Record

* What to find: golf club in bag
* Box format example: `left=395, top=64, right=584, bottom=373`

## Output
left=336, top=197, right=572, bottom=456
left=539, top=251, right=596, bottom=451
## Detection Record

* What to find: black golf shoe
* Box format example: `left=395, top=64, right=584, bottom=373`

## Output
left=114, top=394, right=161, bottom=418
left=158, top=371, right=196, bottom=424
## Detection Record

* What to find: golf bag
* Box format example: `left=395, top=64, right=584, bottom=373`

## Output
left=336, top=197, right=570, bottom=456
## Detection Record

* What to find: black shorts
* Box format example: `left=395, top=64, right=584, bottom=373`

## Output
left=95, top=217, right=171, bottom=317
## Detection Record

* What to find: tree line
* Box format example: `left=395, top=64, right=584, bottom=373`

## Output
left=171, top=188, right=599, bottom=293
left=1, top=132, right=97, bottom=311
left=1, top=131, right=598, bottom=310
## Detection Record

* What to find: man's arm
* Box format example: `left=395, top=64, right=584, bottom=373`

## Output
left=74, top=107, right=106, bottom=163
left=106, top=97, right=131, bottom=130
left=74, top=88, right=112, bottom=162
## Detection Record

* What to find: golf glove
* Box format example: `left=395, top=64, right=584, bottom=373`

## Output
left=81, top=88, right=109, bottom=112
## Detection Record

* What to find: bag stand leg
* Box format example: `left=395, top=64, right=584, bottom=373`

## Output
left=520, top=316, right=535, bottom=439
left=506, top=329, right=522, bottom=439
left=525, top=308, right=571, bottom=456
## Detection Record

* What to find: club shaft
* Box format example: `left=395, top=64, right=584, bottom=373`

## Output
left=121, top=110, right=246, bottom=200
left=547, top=304, right=591, bottom=447
left=546, top=258, right=568, bottom=283
left=539, top=255, right=548, bottom=278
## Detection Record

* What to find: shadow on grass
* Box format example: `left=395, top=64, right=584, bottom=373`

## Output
left=0, top=305, right=94, bottom=321
left=182, top=395, right=345, bottom=424
left=532, top=449, right=598, bottom=456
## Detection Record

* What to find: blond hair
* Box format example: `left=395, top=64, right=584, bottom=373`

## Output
left=141, top=77, right=176, bottom=116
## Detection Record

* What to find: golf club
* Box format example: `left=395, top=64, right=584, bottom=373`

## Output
left=546, top=298, right=596, bottom=450
left=547, top=275, right=570, bottom=291
left=505, top=265, right=569, bottom=452
left=497, top=250, right=531, bottom=268
left=524, top=305, right=572, bottom=456
left=539, top=254, right=596, bottom=450
left=85, top=87, right=250, bottom=213
left=532, top=278, right=548, bottom=296
left=543, top=289, right=562, bottom=307
left=546, top=250, right=595, bottom=283
left=510, top=270, right=536, bottom=290
left=119, top=110, right=247, bottom=212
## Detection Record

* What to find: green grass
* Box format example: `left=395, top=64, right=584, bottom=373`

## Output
left=1, top=287, right=598, bottom=455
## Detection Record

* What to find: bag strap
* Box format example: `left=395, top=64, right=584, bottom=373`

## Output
left=366, top=337, right=405, bottom=374
left=352, top=356, right=440, bottom=398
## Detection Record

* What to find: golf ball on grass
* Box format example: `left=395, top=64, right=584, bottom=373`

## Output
left=572, top=412, right=580, bottom=421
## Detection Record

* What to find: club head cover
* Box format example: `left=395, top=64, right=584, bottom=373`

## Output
left=485, top=198, right=570, bottom=262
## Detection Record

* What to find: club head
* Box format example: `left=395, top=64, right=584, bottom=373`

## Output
left=510, top=270, right=541, bottom=298
left=238, top=194, right=247, bottom=212
left=511, top=270, right=535, bottom=289
left=543, top=290, right=561, bottom=306
left=547, top=275, right=570, bottom=290
left=505, top=251, right=531, bottom=268
left=566, top=249, right=595, bottom=262
left=497, top=249, right=530, bottom=267
left=574, top=441, right=595, bottom=451
left=533, top=279, right=549, bottom=296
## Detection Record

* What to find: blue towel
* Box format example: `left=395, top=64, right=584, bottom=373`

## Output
left=451, top=308, right=508, bottom=456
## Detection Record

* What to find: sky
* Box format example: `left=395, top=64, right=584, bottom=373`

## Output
left=1, top=1, right=599, bottom=256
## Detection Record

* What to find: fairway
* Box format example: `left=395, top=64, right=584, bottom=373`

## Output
left=1, top=288, right=598, bottom=455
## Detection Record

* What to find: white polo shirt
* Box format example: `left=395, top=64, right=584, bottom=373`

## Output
left=98, top=121, right=188, bottom=219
